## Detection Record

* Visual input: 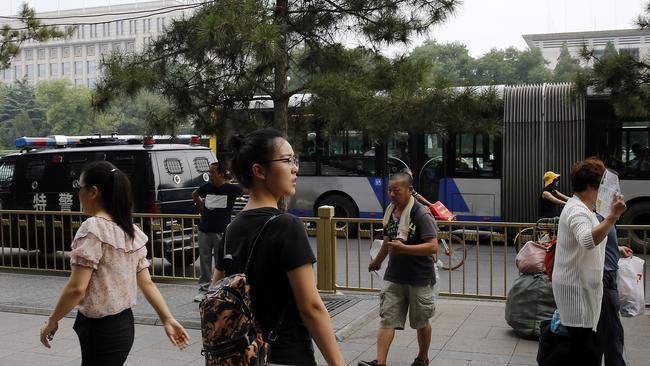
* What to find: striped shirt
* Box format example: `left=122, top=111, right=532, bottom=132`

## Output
left=552, top=196, right=606, bottom=331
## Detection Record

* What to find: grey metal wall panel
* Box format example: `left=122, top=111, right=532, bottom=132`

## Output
left=503, top=83, right=585, bottom=222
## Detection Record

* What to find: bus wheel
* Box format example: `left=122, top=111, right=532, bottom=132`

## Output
left=620, top=201, right=650, bottom=254
left=318, top=194, right=359, bottom=237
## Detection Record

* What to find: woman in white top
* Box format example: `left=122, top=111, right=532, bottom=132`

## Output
left=545, top=158, right=627, bottom=366
left=39, top=161, right=190, bottom=365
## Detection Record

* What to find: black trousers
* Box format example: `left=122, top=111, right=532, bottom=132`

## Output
left=598, top=271, right=626, bottom=366
left=538, top=325, right=603, bottom=366
left=73, top=308, right=135, bottom=366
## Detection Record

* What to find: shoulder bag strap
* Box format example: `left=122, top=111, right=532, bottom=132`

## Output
left=243, top=214, right=282, bottom=273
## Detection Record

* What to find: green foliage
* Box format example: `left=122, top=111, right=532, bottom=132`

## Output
left=473, top=47, right=551, bottom=85
left=0, top=80, right=176, bottom=146
left=93, top=0, right=461, bottom=134
left=0, top=80, right=47, bottom=147
left=409, top=41, right=558, bottom=86
left=408, top=40, right=474, bottom=86
left=553, top=44, right=582, bottom=82
left=576, top=37, right=650, bottom=118
left=1, top=3, right=75, bottom=69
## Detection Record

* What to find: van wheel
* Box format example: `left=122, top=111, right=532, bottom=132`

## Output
left=620, top=201, right=650, bottom=253
left=165, top=250, right=198, bottom=267
left=318, top=194, right=359, bottom=237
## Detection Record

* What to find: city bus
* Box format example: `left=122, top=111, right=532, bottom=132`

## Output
left=216, top=84, right=649, bottom=250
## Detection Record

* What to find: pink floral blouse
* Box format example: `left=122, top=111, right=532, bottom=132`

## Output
left=70, top=216, right=150, bottom=318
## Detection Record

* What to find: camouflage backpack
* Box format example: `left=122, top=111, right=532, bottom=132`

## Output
left=200, top=215, right=280, bottom=366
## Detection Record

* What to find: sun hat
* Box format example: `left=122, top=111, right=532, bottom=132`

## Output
left=543, top=171, right=560, bottom=188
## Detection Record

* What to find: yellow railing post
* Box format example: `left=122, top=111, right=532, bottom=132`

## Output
left=316, top=205, right=335, bottom=292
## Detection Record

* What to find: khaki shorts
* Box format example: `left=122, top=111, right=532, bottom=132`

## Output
left=379, top=280, right=435, bottom=330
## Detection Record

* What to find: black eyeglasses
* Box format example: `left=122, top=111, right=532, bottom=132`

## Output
left=74, top=185, right=89, bottom=193
left=266, top=156, right=299, bottom=168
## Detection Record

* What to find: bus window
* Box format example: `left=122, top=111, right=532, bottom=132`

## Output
left=621, top=121, right=650, bottom=177
left=311, top=130, right=377, bottom=176
left=454, top=133, right=499, bottom=178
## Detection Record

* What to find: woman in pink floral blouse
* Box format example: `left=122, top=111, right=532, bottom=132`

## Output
left=39, top=161, right=190, bottom=365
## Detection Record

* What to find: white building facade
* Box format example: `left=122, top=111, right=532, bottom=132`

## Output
left=1, top=0, right=190, bottom=87
left=523, top=29, right=650, bottom=69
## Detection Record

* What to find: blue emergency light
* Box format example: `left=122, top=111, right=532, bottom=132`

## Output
left=15, top=136, right=81, bottom=149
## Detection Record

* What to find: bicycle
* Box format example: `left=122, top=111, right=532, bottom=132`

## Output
left=513, top=217, right=559, bottom=252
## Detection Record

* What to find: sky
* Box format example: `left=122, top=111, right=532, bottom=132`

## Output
left=1, top=0, right=648, bottom=57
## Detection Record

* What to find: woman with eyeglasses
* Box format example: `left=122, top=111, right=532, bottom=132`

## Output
left=39, top=161, right=189, bottom=365
left=210, top=128, right=344, bottom=366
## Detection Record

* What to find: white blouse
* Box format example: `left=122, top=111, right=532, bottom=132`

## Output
left=552, top=196, right=606, bottom=331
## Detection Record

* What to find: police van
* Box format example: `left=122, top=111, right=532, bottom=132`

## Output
left=0, top=134, right=216, bottom=266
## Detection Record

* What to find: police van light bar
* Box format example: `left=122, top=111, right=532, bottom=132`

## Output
left=15, top=136, right=80, bottom=149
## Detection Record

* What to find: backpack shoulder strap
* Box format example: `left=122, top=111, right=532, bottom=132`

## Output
left=243, top=213, right=283, bottom=273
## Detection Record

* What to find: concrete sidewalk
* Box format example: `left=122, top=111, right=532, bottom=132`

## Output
left=1, top=271, right=648, bottom=365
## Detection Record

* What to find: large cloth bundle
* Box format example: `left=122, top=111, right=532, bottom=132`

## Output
left=505, top=273, right=556, bottom=339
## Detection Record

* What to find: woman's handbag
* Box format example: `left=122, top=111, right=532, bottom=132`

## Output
left=515, top=241, right=549, bottom=274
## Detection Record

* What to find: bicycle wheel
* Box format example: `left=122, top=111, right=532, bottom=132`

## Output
left=438, top=234, right=466, bottom=270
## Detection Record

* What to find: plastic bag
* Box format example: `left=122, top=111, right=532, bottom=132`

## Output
left=433, top=259, right=442, bottom=298
left=617, top=256, right=645, bottom=317
left=369, top=239, right=387, bottom=283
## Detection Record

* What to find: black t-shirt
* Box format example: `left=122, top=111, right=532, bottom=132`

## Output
left=384, top=201, right=438, bottom=286
left=215, top=208, right=317, bottom=365
left=539, top=186, right=561, bottom=219
left=196, top=182, right=243, bottom=233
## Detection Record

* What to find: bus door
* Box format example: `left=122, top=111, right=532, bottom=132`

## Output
left=417, top=133, right=446, bottom=206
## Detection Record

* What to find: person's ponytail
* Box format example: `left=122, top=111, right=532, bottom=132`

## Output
left=106, top=169, right=135, bottom=239
left=82, top=161, right=135, bottom=239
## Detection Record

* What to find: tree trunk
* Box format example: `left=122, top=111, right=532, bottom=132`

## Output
left=274, top=0, right=290, bottom=212
left=273, top=0, right=289, bottom=135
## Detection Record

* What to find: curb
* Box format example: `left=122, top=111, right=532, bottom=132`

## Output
left=0, top=305, right=202, bottom=330
left=334, top=303, right=379, bottom=342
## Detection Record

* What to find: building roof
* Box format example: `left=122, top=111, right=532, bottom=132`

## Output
left=523, top=28, right=650, bottom=49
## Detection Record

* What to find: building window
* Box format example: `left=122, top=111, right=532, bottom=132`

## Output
left=26, top=64, right=34, bottom=80
left=49, top=47, right=57, bottom=59
left=98, top=24, right=104, bottom=38
left=37, top=48, right=45, bottom=60
left=87, top=78, right=96, bottom=88
left=81, top=25, right=85, bottom=39
left=74, top=61, right=83, bottom=75
left=62, top=62, right=71, bottom=75
left=50, top=63, right=58, bottom=77
left=25, top=49, right=33, bottom=60
left=134, top=20, right=138, bottom=34
left=87, top=45, right=95, bottom=56
left=3, top=68, right=11, bottom=80
left=113, top=42, right=121, bottom=52
left=100, top=43, right=109, bottom=53
left=106, top=22, right=111, bottom=37
left=14, top=65, right=22, bottom=79
left=74, top=46, right=82, bottom=58
left=63, top=46, right=70, bottom=58
left=38, top=64, right=45, bottom=78
left=126, top=41, right=135, bottom=53
left=87, top=60, right=96, bottom=75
